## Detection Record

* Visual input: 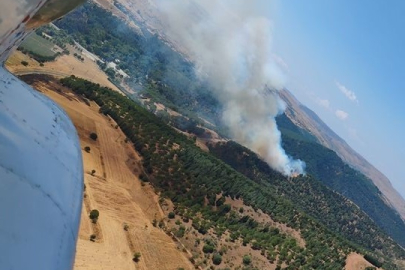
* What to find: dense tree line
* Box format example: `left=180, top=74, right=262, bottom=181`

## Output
left=208, top=141, right=405, bottom=260
left=276, top=113, right=405, bottom=247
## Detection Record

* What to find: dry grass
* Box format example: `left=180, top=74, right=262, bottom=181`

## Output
left=6, top=50, right=121, bottom=93
left=345, top=253, right=384, bottom=270
left=32, top=78, right=193, bottom=270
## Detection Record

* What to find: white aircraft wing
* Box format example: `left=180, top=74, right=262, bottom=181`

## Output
left=0, top=67, right=83, bottom=270
left=0, top=0, right=86, bottom=269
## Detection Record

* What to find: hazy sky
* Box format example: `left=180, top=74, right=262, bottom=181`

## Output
left=270, top=1, right=405, bottom=197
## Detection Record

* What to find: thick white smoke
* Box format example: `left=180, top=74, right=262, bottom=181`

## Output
left=157, top=0, right=305, bottom=176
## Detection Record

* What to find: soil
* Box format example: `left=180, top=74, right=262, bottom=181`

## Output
left=28, top=76, right=193, bottom=270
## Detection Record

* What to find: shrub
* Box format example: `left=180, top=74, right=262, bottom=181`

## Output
left=202, top=244, right=214, bottom=254
left=139, top=173, right=149, bottom=182
left=168, top=212, right=175, bottom=219
left=89, top=209, right=99, bottom=223
left=364, top=255, right=382, bottom=268
left=89, top=132, right=98, bottom=141
left=242, top=255, right=251, bottom=265
left=212, top=253, right=222, bottom=265
left=216, top=196, right=226, bottom=207
left=175, top=225, right=186, bottom=238
left=84, top=146, right=91, bottom=153
left=219, top=204, right=231, bottom=214
left=91, top=170, right=96, bottom=176
left=90, top=234, right=96, bottom=242
left=133, top=252, right=141, bottom=262
left=21, top=61, right=29, bottom=66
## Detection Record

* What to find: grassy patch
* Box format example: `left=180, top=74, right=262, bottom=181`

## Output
left=19, top=33, right=58, bottom=61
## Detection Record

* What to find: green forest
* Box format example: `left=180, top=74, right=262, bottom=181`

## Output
left=57, top=76, right=405, bottom=269
left=276, top=114, right=405, bottom=246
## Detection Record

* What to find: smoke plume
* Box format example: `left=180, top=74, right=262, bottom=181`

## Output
left=157, top=0, right=305, bottom=176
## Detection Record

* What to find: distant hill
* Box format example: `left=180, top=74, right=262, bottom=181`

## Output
left=279, top=89, right=405, bottom=222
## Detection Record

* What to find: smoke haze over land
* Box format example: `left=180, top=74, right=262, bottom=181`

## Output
left=157, top=0, right=305, bottom=176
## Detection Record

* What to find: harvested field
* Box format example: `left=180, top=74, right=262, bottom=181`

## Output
left=345, top=253, right=383, bottom=270
left=6, top=50, right=120, bottom=93
left=26, top=76, right=193, bottom=270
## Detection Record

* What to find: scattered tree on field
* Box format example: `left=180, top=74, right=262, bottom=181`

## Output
left=133, top=252, right=141, bottom=262
left=212, top=253, right=222, bottom=265
left=243, top=255, right=251, bottom=265
left=90, top=234, right=96, bottom=242
left=202, top=244, right=214, bottom=254
left=89, top=209, right=99, bottom=223
left=90, top=132, right=98, bottom=141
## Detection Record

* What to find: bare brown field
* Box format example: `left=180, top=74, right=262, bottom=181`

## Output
left=345, top=253, right=383, bottom=270
left=30, top=77, right=193, bottom=270
left=6, top=50, right=120, bottom=92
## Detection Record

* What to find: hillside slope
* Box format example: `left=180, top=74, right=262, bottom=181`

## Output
left=54, top=75, right=405, bottom=268
left=279, top=89, right=405, bottom=221
left=53, top=1, right=405, bottom=250
left=25, top=75, right=193, bottom=270
left=88, top=0, right=405, bottom=223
